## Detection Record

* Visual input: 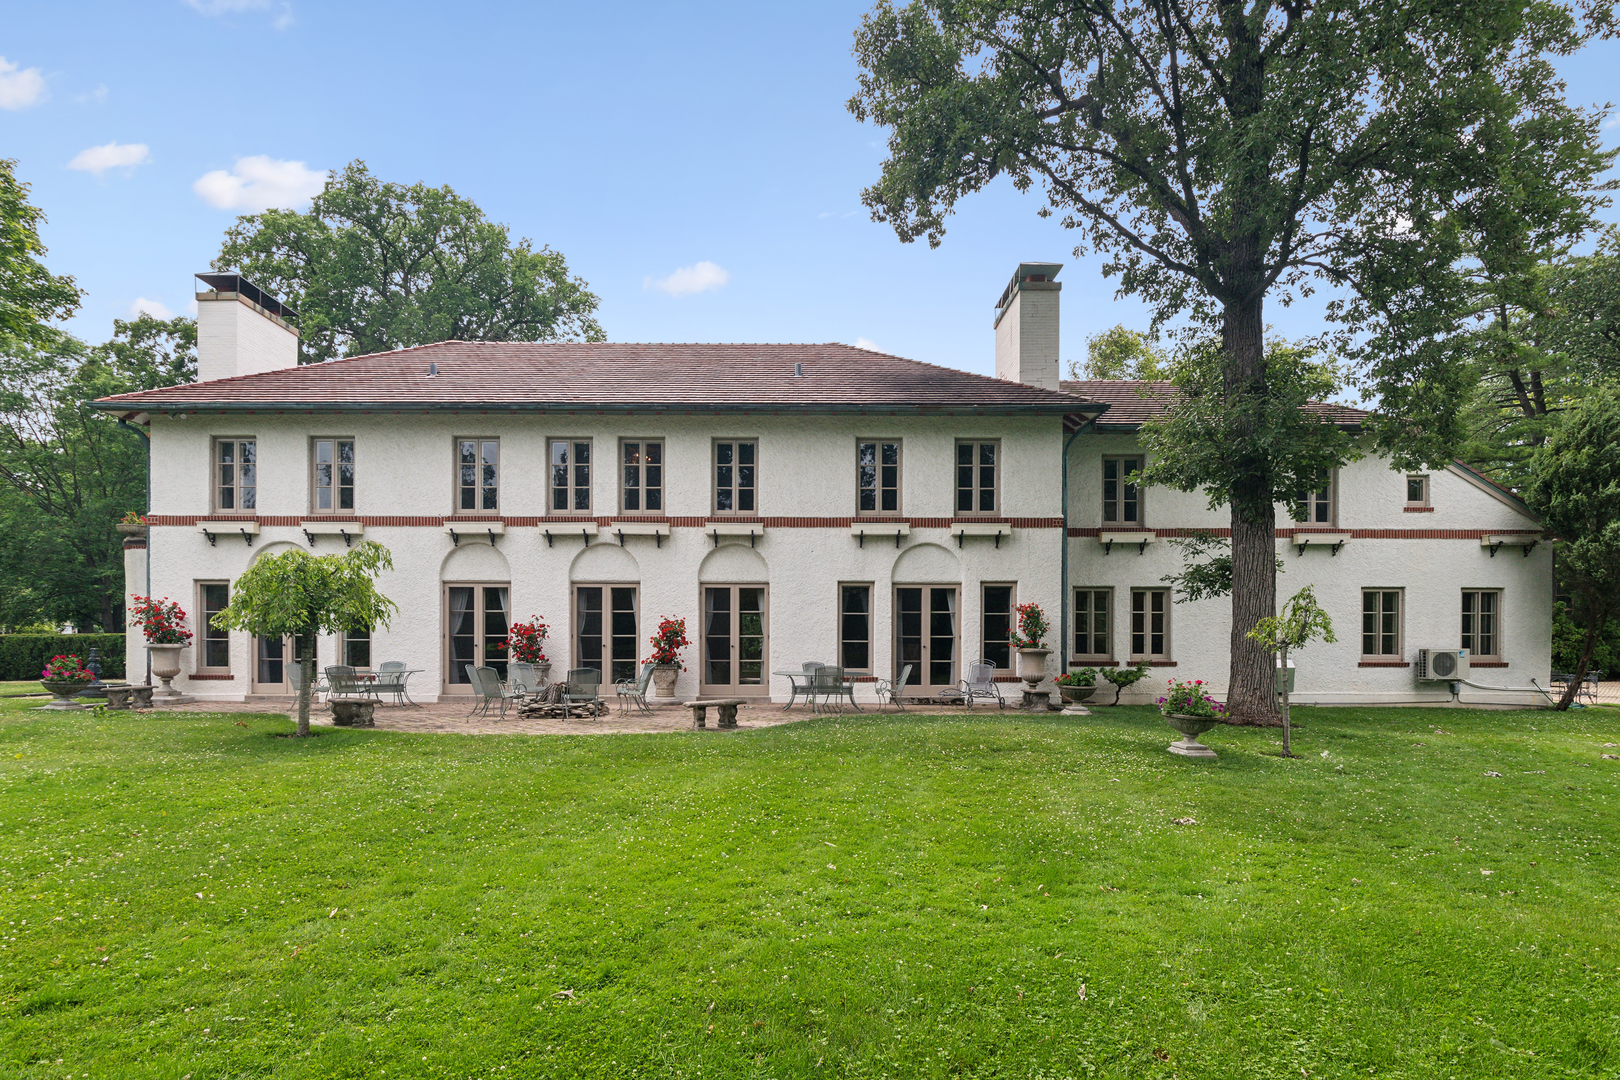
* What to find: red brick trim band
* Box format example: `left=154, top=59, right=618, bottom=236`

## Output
left=1471, top=661, right=1509, bottom=668
left=146, top=514, right=1067, bottom=530
left=122, top=539, right=146, bottom=550
left=1144, top=660, right=1178, bottom=667
left=1071, top=659, right=1119, bottom=667
left=1358, top=660, right=1412, bottom=667
left=188, top=673, right=235, bottom=681
left=1068, top=526, right=1539, bottom=540
left=1402, top=506, right=1435, bottom=512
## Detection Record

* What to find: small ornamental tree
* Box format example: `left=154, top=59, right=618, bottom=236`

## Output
left=212, top=541, right=398, bottom=737
left=1526, top=388, right=1620, bottom=710
left=1100, top=662, right=1151, bottom=706
left=649, top=617, right=691, bottom=669
left=1009, top=603, right=1049, bottom=650
left=500, top=618, right=550, bottom=664
left=128, top=596, right=194, bottom=646
left=1246, top=585, right=1337, bottom=757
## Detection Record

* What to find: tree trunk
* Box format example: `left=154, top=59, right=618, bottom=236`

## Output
left=296, top=631, right=314, bottom=737
left=1223, top=293, right=1281, bottom=725
left=1278, top=644, right=1294, bottom=756
left=1557, top=600, right=1605, bottom=711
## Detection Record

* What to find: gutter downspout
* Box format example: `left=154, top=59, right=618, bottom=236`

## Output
left=116, top=417, right=151, bottom=688
left=1060, top=415, right=1099, bottom=673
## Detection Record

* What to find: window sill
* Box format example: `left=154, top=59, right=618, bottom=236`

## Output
left=1402, top=505, right=1434, bottom=512
left=190, top=673, right=235, bottom=681
left=1071, top=659, right=1117, bottom=667
left=1358, top=660, right=1411, bottom=667
left=1136, top=659, right=1177, bottom=667
left=1471, top=660, right=1508, bottom=668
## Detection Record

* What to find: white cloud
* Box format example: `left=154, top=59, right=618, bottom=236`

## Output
left=193, top=155, right=325, bottom=212
left=74, top=84, right=108, bottom=105
left=126, top=297, right=175, bottom=320
left=67, top=142, right=151, bottom=178
left=186, top=0, right=295, bottom=29
left=0, top=57, right=47, bottom=111
left=853, top=337, right=883, bottom=352
left=644, top=260, right=730, bottom=298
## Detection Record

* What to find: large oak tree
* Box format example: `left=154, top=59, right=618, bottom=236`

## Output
left=849, top=0, right=1612, bottom=719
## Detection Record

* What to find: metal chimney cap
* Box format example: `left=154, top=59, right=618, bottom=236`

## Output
left=428, top=362, right=438, bottom=376
left=794, top=362, right=803, bottom=377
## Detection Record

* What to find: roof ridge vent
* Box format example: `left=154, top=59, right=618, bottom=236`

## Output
left=428, top=362, right=438, bottom=377
left=794, top=362, right=803, bottom=377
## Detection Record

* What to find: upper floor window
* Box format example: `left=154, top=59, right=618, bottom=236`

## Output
left=1362, top=589, right=1402, bottom=657
left=956, top=440, right=998, bottom=514
left=1297, top=472, right=1334, bottom=524
left=457, top=438, right=499, bottom=511
left=1102, top=456, right=1142, bottom=523
left=1461, top=590, right=1500, bottom=660
left=550, top=439, right=592, bottom=513
left=621, top=439, right=663, bottom=513
left=1406, top=475, right=1430, bottom=507
left=214, top=438, right=256, bottom=511
left=714, top=440, right=757, bottom=514
left=311, top=438, right=354, bottom=513
left=857, top=440, right=901, bottom=514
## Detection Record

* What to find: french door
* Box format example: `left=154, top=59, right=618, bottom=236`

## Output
left=446, top=583, right=510, bottom=692
left=701, top=585, right=768, bottom=697
left=895, top=586, right=958, bottom=688
left=252, top=635, right=295, bottom=694
left=576, top=585, right=639, bottom=683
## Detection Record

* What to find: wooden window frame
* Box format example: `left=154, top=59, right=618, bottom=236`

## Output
left=894, top=584, right=960, bottom=688
left=196, top=581, right=231, bottom=673
left=856, top=439, right=903, bottom=516
left=309, top=437, right=355, bottom=514
left=699, top=583, right=770, bottom=696
left=212, top=437, right=257, bottom=513
left=454, top=437, right=501, bottom=514
left=1101, top=456, right=1144, bottom=525
left=1073, top=587, right=1114, bottom=663
left=981, top=582, right=1016, bottom=672
left=1361, top=588, right=1403, bottom=659
left=1406, top=474, right=1430, bottom=507
left=1129, top=587, right=1170, bottom=661
left=342, top=625, right=371, bottom=669
left=443, top=582, right=510, bottom=693
left=954, top=439, right=1000, bottom=516
left=548, top=437, right=594, bottom=515
left=573, top=583, right=640, bottom=683
left=839, top=583, right=873, bottom=672
left=1461, top=589, right=1501, bottom=661
left=619, top=438, right=665, bottom=516
left=1297, top=470, right=1336, bottom=526
left=712, top=438, right=759, bottom=516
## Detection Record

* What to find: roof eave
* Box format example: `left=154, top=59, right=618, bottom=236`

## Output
left=89, top=398, right=1109, bottom=417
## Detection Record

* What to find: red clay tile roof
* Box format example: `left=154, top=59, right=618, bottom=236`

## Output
left=1060, top=379, right=1368, bottom=429
left=94, top=341, right=1105, bottom=417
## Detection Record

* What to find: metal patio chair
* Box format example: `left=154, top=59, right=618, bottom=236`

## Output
left=616, top=662, right=657, bottom=716
left=287, top=660, right=327, bottom=702
left=811, top=665, right=859, bottom=715
left=372, top=660, right=414, bottom=706
left=872, top=664, right=914, bottom=713
left=940, top=660, right=1004, bottom=710
left=783, top=662, right=825, bottom=710
left=507, top=662, right=539, bottom=696
left=468, top=665, right=521, bottom=719
left=563, top=667, right=605, bottom=719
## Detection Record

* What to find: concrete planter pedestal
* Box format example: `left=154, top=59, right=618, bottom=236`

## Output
left=1165, top=713, right=1220, bottom=759
left=37, top=681, right=91, bottom=711
left=1057, top=683, right=1096, bottom=716
left=651, top=666, right=680, bottom=698
left=144, top=643, right=194, bottom=705
left=1016, top=648, right=1053, bottom=711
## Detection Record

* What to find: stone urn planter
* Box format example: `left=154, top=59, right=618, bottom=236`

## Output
left=144, top=643, right=195, bottom=705
left=1015, top=647, right=1053, bottom=711
left=115, top=522, right=147, bottom=537
left=652, top=665, right=680, bottom=698
left=1164, top=713, right=1220, bottom=759
left=1059, top=683, right=1096, bottom=704
left=37, top=680, right=91, bottom=711
left=329, top=700, right=376, bottom=727
left=533, top=661, right=553, bottom=685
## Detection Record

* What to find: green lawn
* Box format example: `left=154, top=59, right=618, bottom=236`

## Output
left=0, top=697, right=1616, bottom=1079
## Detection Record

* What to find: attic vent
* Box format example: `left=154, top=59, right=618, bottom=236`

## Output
left=794, top=363, right=803, bottom=377
left=428, top=362, right=438, bottom=376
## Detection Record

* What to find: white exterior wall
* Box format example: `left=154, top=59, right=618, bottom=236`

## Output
left=1066, top=435, right=1552, bottom=706
left=144, top=412, right=1065, bottom=702
left=196, top=295, right=299, bottom=383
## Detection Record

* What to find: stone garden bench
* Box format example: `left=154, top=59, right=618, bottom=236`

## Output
left=685, top=698, right=747, bottom=729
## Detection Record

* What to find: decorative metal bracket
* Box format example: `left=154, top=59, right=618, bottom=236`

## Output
left=955, top=531, right=963, bottom=548
left=543, top=530, right=553, bottom=548
left=711, top=529, right=757, bottom=548
left=857, top=530, right=864, bottom=549
left=1136, top=539, right=1147, bottom=555
left=202, top=528, right=217, bottom=547
left=303, top=528, right=317, bottom=547
left=1522, top=539, right=1537, bottom=557
left=239, top=528, right=253, bottom=546
left=1487, top=540, right=1502, bottom=558
left=581, top=529, right=589, bottom=547
left=1102, top=539, right=1113, bottom=555
left=449, top=528, right=462, bottom=547
left=492, top=529, right=501, bottom=547
left=339, top=528, right=354, bottom=548
left=655, top=531, right=663, bottom=549
left=617, top=529, right=626, bottom=547
left=1331, top=539, right=1345, bottom=556
left=1296, top=541, right=1308, bottom=557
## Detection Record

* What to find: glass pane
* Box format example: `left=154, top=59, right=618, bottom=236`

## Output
left=705, top=587, right=731, bottom=685
left=577, top=587, right=603, bottom=674
left=738, top=588, right=764, bottom=684
left=449, top=587, right=475, bottom=683
left=739, top=443, right=754, bottom=465
left=929, top=588, right=956, bottom=686
left=717, top=443, right=733, bottom=466
left=484, top=587, right=509, bottom=678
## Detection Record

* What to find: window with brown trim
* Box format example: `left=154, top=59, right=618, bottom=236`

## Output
left=1297, top=471, right=1335, bottom=525
left=1461, top=589, right=1500, bottom=660
left=621, top=439, right=663, bottom=513
left=955, top=440, right=998, bottom=514
left=1362, top=589, right=1402, bottom=657
left=575, top=584, right=639, bottom=683
left=198, top=582, right=230, bottom=672
left=714, top=440, right=757, bottom=514
left=214, top=438, right=256, bottom=511
left=1074, top=588, right=1112, bottom=660
left=1130, top=588, right=1169, bottom=660
left=456, top=438, right=499, bottom=512
left=550, top=438, right=592, bottom=513
left=857, top=440, right=901, bottom=515
left=1406, top=475, right=1430, bottom=507
left=839, top=584, right=872, bottom=671
left=1102, top=457, right=1142, bottom=524
left=310, top=438, right=354, bottom=513
left=982, top=583, right=1015, bottom=671
left=343, top=625, right=371, bottom=669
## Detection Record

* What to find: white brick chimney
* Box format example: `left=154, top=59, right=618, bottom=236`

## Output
left=993, top=262, right=1062, bottom=391
left=195, top=272, right=300, bottom=383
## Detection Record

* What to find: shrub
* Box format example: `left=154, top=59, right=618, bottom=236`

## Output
left=0, top=635, right=125, bottom=681
left=1056, top=668, right=1097, bottom=687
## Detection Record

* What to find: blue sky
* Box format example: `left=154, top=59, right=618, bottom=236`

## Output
left=5, top=1, right=1619, bottom=379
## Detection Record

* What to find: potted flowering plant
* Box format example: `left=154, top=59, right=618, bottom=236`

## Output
left=116, top=511, right=147, bottom=536
left=38, top=654, right=94, bottom=711
left=1156, top=677, right=1226, bottom=759
left=128, top=595, right=194, bottom=703
left=500, top=617, right=551, bottom=682
left=648, top=617, right=690, bottom=697
left=1009, top=602, right=1052, bottom=707
left=1053, top=668, right=1098, bottom=704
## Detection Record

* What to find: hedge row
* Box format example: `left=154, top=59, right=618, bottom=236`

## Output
left=0, top=635, right=126, bottom=681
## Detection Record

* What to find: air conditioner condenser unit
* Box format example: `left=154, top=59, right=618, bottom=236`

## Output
left=1415, top=648, right=1469, bottom=682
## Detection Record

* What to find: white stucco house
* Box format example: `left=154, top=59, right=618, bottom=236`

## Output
left=93, top=265, right=1552, bottom=707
